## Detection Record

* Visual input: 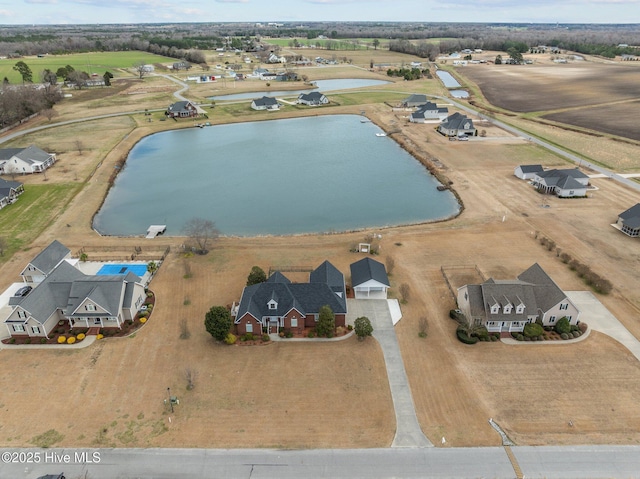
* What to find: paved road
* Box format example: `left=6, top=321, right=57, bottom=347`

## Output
left=347, top=299, right=432, bottom=447
left=4, top=446, right=640, bottom=479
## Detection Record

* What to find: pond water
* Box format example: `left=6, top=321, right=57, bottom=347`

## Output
left=210, top=78, right=391, bottom=101
left=436, top=71, right=462, bottom=88
left=450, top=90, right=469, bottom=98
left=93, top=115, right=460, bottom=236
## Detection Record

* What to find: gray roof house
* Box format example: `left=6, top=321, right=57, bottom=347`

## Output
left=532, top=169, right=589, bottom=197
left=297, top=91, right=329, bottom=106
left=166, top=100, right=199, bottom=118
left=409, top=102, right=449, bottom=123
left=350, top=257, right=390, bottom=299
left=251, top=96, right=280, bottom=111
left=5, top=259, right=146, bottom=339
left=402, top=94, right=428, bottom=108
left=437, top=112, right=477, bottom=137
left=20, top=240, right=71, bottom=284
left=514, top=164, right=544, bottom=180
left=0, top=145, right=56, bottom=175
left=616, top=203, right=640, bottom=238
left=457, top=263, right=580, bottom=334
left=0, top=177, right=24, bottom=210
left=234, top=261, right=347, bottom=335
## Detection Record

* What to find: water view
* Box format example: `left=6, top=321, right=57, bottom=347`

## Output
left=436, top=70, right=462, bottom=88
left=210, top=78, right=391, bottom=101
left=93, top=115, right=460, bottom=236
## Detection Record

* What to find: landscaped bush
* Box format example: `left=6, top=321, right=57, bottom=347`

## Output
left=307, top=331, right=315, bottom=338
left=456, top=326, right=479, bottom=344
left=347, top=325, right=353, bottom=331
left=523, top=322, right=544, bottom=338
left=24, top=338, right=31, bottom=344
left=8, top=338, right=15, bottom=344
left=139, top=318, right=147, bottom=324
left=262, top=334, right=270, bottom=342
left=555, top=317, right=571, bottom=335
left=243, top=332, right=255, bottom=341
left=146, top=291, right=154, bottom=298
left=473, top=326, right=489, bottom=340
left=40, top=338, right=47, bottom=344
left=449, top=309, right=465, bottom=322
left=224, top=333, right=237, bottom=345
left=490, top=335, right=498, bottom=342
left=58, top=336, right=66, bottom=343
left=67, top=336, right=76, bottom=344
left=560, top=332, right=569, bottom=340
left=77, top=333, right=86, bottom=340
left=96, top=334, right=104, bottom=340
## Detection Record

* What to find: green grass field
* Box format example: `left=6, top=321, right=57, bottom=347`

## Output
left=0, top=183, right=81, bottom=262
left=0, top=51, right=175, bottom=84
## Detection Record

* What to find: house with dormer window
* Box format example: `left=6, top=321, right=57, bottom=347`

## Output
left=457, top=263, right=580, bottom=334
left=4, top=241, right=146, bottom=340
left=234, top=261, right=347, bottom=335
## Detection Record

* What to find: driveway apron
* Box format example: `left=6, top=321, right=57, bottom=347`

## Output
left=347, top=299, right=433, bottom=447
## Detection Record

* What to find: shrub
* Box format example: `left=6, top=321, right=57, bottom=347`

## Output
left=555, top=317, right=571, bottom=335
left=560, top=332, right=569, bottom=340
left=224, top=333, right=237, bottom=345
left=516, top=334, right=524, bottom=341
left=347, top=324, right=353, bottom=331
left=146, top=304, right=153, bottom=311
left=472, top=326, right=489, bottom=340
left=146, top=291, right=154, bottom=298
left=77, top=333, right=86, bottom=340
left=67, top=336, right=76, bottom=344
left=8, top=338, right=15, bottom=344
left=57, top=328, right=64, bottom=334
left=140, top=317, right=147, bottom=324
left=24, top=338, right=31, bottom=344
left=326, top=331, right=333, bottom=339
left=262, top=334, right=270, bottom=342
left=279, top=331, right=285, bottom=338
left=96, top=334, right=104, bottom=340
left=523, top=322, right=544, bottom=338
left=243, top=332, right=255, bottom=341
left=449, top=309, right=465, bottom=322
left=307, top=331, right=315, bottom=338
left=490, top=335, right=498, bottom=342
left=58, top=336, right=66, bottom=343
left=40, top=338, right=47, bottom=344
left=456, top=326, right=479, bottom=344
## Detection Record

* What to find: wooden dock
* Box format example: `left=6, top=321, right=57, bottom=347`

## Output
left=146, top=225, right=167, bottom=239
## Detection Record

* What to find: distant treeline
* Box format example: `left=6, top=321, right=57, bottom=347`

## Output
left=1, top=22, right=639, bottom=61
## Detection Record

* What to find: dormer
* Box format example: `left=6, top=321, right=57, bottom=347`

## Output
left=488, top=297, right=500, bottom=314
left=503, top=303, right=512, bottom=314
left=267, top=299, right=278, bottom=310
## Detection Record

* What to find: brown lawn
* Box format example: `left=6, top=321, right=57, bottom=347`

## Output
left=1, top=55, right=640, bottom=449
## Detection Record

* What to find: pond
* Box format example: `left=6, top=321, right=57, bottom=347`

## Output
left=450, top=90, right=469, bottom=98
left=209, top=78, right=391, bottom=101
left=93, top=115, right=460, bottom=237
left=436, top=71, right=462, bottom=88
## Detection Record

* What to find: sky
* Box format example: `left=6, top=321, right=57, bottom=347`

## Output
left=0, top=0, right=639, bottom=25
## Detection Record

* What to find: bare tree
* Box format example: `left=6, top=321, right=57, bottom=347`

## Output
left=0, top=236, right=7, bottom=256
left=185, top=368, right=198, bottom=390
left=42, top=108, right=58, bottom=121
left=74, top=139, right=84, bottom=154
left=399, top=283, right=411, bottom=303
left=183, top=218, right=219, bottom=254
left=418, top=316, right=428, bottom=338
left=179, top=318, right=191, bottom=340
left=133, top=61, right=148, bottom=79
left=385, top=256, right=395, bottom=275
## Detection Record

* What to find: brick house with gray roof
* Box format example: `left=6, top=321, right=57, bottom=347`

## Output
left=616, top=203, right=640, bottom=237
left=234, top=261, right=347, bottom=335
left=166, top=100, right=199, bottom=118
left=457, top=263, right=580, bottom=334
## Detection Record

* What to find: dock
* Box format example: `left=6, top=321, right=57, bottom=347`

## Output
left=146, top=225, right=167, bottom=239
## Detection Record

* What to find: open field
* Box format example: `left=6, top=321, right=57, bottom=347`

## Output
left=457, top=61, right=640, bottom=142
left=1, top=49, right=640, bottom=449
left=0, top=51, right=176, bottom=83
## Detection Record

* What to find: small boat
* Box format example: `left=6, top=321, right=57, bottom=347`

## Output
left=375, top=133, right=386, bottom=137
left=360, top=118, right=371, bottom=123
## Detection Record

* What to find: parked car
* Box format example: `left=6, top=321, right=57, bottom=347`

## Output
left=458, top=136, right=469, bottom=141
left=14, top=285, right=32, bottom=297
left=448, top=137, right=457, bottom=141
left=36, top=474, right=65, bottom=479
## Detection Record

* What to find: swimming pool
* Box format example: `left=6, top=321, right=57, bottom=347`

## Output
left=96, top=264, right=148, bottom=277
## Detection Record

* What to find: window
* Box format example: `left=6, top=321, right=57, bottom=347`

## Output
left=31, top=326, right=40, bottom=334
left=17, top=310, right=27, bottom=319
left=94, top=318, right=101, bottom=325
left=516, top=305, right=524, bottom=314
left=85, top=304, right=96, bottom=312
left=291, top=317, right=298, bottom=328
left=490, top=305, right=499, bottom=314
left=560, top=303, right=568, bottom=310
left=549, top=316, right=557, bottom=323
left=13, top=324, right=25, bottom=332
left=268, top=300, right=277, bottom=310
left=246, top=323, right=253, bottom=333
left=464, top=292, right=468, bottom=300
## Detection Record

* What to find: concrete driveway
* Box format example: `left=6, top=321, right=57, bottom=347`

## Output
left=347, top=299, right=432, bottom=447
left=566, top=291, right=640, bottom=361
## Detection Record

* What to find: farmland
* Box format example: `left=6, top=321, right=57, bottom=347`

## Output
left=457, top=61, right=640, bottom=142
left=0, top=46, right=640, bottom=451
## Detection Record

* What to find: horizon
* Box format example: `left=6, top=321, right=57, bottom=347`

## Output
left=1, top=0, right=640, bottom=27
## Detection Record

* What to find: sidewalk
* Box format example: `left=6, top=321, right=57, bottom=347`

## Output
left=0, top=335, right=97, bottom=351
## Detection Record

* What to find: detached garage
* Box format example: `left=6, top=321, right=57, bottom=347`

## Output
left=350, top=257, right=390, bottom=299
